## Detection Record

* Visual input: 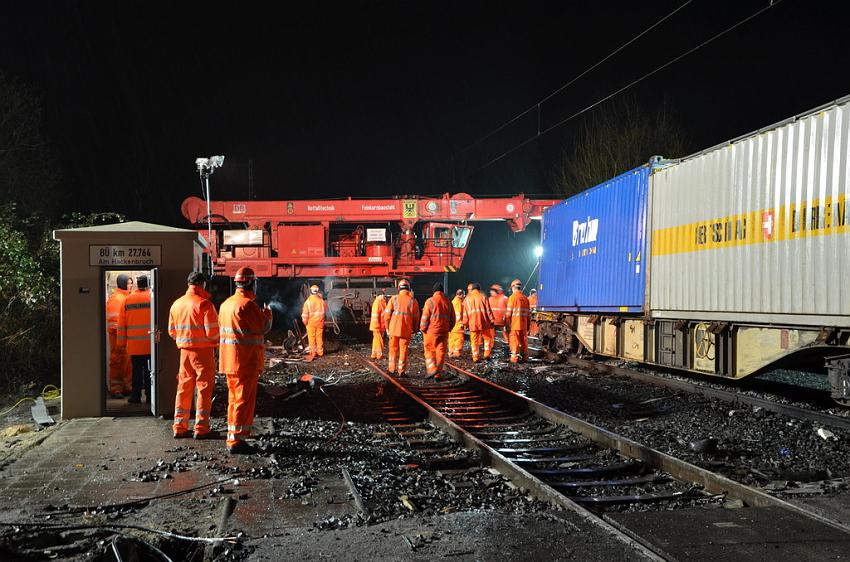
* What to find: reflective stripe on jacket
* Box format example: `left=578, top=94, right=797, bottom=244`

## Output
left=168, top=285, right=219, bottom=349
left=369, top=295, right=387, bottom=331
left=506, top=291, right=531, bottom=331
left=384, top=290, right=420, bottom=338
left=462, top=289, right=493, bottom=331
left=219, top=288, right=273, bottom=374
left=301, top=294, right=327, bottom=327
left=106, top=288, right=129, bottom=334
left=489, top=294, right=508, bottom=326
left=420, top=291, right=455, bottom=335
left=450, top=296, right=464, bottom=333
left=120, top=289, right=152, bottom=356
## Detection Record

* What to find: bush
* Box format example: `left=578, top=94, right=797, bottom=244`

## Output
left=0, top=205, right=123, bottom=393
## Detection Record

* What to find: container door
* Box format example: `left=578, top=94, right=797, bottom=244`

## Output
left=149, top=267, right=159, bottom=415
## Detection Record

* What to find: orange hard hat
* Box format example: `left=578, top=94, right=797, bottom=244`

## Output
left=511, top=278, right=522, bottom=288
left=490, top=283, right=503, bottom=292
left=397, top=278, right=410, bottom=290
left=234, top=267, right=256, bottom=283
left=310, top=284, right=320, bottom=293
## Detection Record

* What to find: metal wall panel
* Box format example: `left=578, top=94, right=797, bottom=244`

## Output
left=649, top=98, right=850, bottom=326
left=538, top=166, right=649, bottom=312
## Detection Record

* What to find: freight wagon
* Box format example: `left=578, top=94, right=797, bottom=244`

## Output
left=535, top=95, right=850, bottom=405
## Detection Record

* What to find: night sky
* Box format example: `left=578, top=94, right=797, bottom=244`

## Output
left=2, top=1, right=849, bottom=289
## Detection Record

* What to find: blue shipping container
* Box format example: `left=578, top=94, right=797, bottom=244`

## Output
left=538, top=165, right=649, bottom=313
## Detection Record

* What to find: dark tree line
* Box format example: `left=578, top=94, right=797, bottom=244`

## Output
left=0, top=72, right=121, bottom=392
left=552, top=95, right=692, bottom=196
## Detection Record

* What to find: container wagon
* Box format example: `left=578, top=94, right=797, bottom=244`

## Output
left=536, top=95, right=850, bottom=405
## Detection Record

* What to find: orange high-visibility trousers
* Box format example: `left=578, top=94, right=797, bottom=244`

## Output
left=448, top=331, right=464, bottom=357
left=371, top=329, right=385, bottom=359
left=482, top=328, right=495, bottom=359
left=172, top=348, right=216, bottom=436
left=307, top=325, right=324, bottom=357
left=510, top=330, right=529, bottom=363
left=469, top=331, right=485, bottom=362
left=226, top=370, right=260, bottom=448
left=423, top=333, right=448, bottom=376
left=388, top=336, right=410, bottom=374
left=108, top=332, right=132, bottom=394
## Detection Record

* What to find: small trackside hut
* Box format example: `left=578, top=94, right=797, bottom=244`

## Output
left=53, top=221, right=207, bottom=419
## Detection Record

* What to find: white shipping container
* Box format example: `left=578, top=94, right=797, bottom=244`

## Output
left=649, top=96, right=850, bottom=327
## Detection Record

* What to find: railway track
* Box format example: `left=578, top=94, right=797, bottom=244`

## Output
left=351, top=346, right=850, bottom=560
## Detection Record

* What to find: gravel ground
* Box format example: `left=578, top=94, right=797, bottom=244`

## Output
left=457, top=357, right=850, bottom=495
left=0, top=349, right=567, bottom=561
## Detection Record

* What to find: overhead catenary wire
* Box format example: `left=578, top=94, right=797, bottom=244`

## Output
left=458, top=0, right=694, bottom=157
left=471, top=0, right=785, bottom=174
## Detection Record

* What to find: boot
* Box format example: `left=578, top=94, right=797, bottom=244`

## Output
left=194, top=430, right=221, bottom=440
left=228, top=441, right=257, bottom=455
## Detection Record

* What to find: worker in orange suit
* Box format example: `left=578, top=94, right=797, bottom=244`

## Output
left=301, top=284, right=328, bottom=360
left=528, top=288, right=539, bottom=337
left=448, top=289, right=465, bottom=358
left=219, top=267, right=272, bottom=454
left=462, top=282, right=494, bottom=362
left=505, top=278, right=531, bottom=363
left=120, top=275, right=153, bottom=404
left=383, top=278, right=420, bottom=376
left=420, top=282, right=455, bottom=380
left=106, top=274, right=132, bottom=398
left=369, top=290, right=387, bottom=359
left=487, top=283, right=509, bottom=354
left=168, top=272, right=219, bottom=439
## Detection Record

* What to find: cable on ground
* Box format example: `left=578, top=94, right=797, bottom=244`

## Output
left=0, top=385, right=61, bottom=418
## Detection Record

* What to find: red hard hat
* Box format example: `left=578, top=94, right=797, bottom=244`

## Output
left=234, top=267, right=256, bottom=283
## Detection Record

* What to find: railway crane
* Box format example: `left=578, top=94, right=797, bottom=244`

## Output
left=181, top=193, right=559, bottom=324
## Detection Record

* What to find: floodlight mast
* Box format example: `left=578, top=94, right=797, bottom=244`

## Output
left=195, top=156, right=225, bottom=274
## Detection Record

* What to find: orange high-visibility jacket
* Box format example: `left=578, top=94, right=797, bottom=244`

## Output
left=219, top=288, right=273, bottom=374
left=450, top=296, right=464, bottom=333
left=301, top=294, right=328, bottom=327
left=106, top=288, right=129, bottom=334
left=528, top=293, right=538, bottom=309
left=462, top=289, right=493, bottom=331
left=489, top=294, right=509, bottom=326
left=384, top=289, right=420, bottom=338
left=506, top=292, right=531, bottom=331
left=168, top=285, right=219, bottom=349
left=369, top=295, right=387, bottom=331
left=120, top=289, right=152, bottom=356
left=420, top=291, right=455, bottom=335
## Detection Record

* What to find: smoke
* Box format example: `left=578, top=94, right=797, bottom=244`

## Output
left=254, top=278, right=304, bottom=332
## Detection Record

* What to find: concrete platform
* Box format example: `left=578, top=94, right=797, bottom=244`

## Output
left=0, top=417, right=647, bottom=561
left=608, top=505, right=850, bottom=561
